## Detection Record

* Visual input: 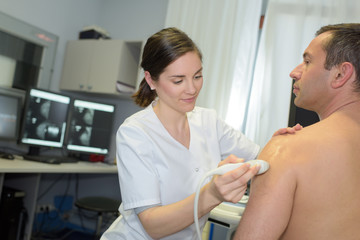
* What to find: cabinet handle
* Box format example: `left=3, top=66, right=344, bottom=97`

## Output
left=87, top=85, right=92, bottom=91
left=79, top=84, right=84, bottom=89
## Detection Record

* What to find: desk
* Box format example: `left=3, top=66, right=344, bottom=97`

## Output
left=0, top=158, right=118, bottom=240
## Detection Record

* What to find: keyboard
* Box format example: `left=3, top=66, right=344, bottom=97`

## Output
left=23, top=155, right=79, bottom=164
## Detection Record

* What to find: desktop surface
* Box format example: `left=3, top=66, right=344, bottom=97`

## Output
left=0, top=157, right=117, bottom=174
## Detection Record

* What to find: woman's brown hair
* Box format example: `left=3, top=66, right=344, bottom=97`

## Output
left=132, top=27, right=202, bottom=107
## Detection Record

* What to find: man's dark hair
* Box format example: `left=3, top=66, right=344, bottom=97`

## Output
left=316, top=23, right=360, bottom=91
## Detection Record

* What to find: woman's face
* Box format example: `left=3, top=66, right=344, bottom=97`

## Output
left=150, top=51, right=203, bottom=114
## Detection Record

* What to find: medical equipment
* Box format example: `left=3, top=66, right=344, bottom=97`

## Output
left=194, top=160, right=269, bottom=239
left=209, top=198, right=247, bottom=240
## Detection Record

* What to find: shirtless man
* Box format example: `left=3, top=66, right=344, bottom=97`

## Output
left=234, top=23, right=360, bottom=240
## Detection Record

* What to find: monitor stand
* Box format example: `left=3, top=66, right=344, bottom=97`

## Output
left=27, top=146, right=41, bottom=156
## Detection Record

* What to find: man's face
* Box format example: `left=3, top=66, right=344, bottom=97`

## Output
left=289, top=32, right=333, bottom=112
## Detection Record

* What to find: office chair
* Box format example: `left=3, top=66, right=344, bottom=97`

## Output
left=75, top=196, right=121, bottom=238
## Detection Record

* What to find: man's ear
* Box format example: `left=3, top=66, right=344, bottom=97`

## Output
left=331, top=62, right=354, bottom=89
left=144, top=71, right=156, bottom=90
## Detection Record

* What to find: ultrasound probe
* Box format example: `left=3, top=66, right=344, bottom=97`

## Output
left=194, top=159, right=270, bottom=239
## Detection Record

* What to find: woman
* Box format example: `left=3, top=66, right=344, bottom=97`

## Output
left=102, top=27, right=300, bottom=240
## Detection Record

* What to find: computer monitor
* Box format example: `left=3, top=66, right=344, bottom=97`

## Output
left=0, top=88, right=23, bottom=141
left=66, top=99, right=115, bottom=155
left=20, top=88, right=71, bottom=155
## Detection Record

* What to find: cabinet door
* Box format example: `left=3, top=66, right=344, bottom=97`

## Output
left=117, top=42, right=141, bottom=88
left=60, top=40, right=95, bottom=91
left=87, top=40, right=124, bottom=94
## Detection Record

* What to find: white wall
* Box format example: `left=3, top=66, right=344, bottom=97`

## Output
left=99, top=0, right=168, bottom=40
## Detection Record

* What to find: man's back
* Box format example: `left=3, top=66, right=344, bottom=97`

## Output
left=236, top=104, right=360, bottom=239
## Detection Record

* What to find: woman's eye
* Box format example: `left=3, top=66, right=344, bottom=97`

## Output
left=173, top=79, right=183, bottom=84
left=194, top=75, right=203, bottom=80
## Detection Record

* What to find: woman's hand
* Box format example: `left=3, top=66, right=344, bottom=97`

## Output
left=272, top=123, right=303, bottom=137
left=206, top=155, right=260, bottom=204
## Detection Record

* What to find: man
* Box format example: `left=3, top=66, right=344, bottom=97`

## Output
left=234, top=23, right=360, bottom=240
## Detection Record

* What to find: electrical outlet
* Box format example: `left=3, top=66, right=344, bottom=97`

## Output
left=36, top=204, right=55, bottom=213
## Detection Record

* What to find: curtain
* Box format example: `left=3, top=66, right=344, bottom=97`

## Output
left=165, top=0, right=262, bottom=119
left=245, top=0, right=360, bottom=148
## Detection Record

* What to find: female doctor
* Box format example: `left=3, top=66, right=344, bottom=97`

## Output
left=101, top=27, right=300, bottom=240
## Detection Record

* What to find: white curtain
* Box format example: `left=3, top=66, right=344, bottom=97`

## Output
left=165, top=0, right=262, bottom=119
left=245, top=0, right=360, bottom=148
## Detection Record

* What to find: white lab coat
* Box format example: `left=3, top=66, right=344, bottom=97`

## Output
left=101, top=104, right=260, bottom=240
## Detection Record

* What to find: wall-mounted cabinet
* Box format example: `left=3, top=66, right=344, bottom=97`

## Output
left=60, top=39, right=142, bottom=95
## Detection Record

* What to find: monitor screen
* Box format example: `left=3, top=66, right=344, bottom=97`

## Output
left=66, top=99, right=115, bottom=155
left=0, top=90, right=22, bottom=140
left=20, top=88, right=70, bottom=151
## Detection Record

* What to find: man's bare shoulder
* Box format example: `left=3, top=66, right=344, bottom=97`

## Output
left=234, top=125, right=325, bottom=239
left=260, top=122, right=329, bottom=167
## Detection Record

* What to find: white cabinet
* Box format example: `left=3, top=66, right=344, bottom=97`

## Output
left=60, top=39, right=142, bottom=95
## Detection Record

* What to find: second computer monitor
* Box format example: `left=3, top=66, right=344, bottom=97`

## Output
left=66, top=99, right=115, bottom=155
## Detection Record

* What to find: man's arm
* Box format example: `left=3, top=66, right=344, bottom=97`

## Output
left=234, top=136, right=298, bottom=240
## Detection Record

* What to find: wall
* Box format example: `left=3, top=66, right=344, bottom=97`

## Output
left=99, top=0, right=168, bottom=40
